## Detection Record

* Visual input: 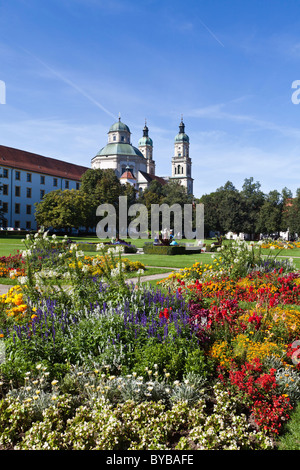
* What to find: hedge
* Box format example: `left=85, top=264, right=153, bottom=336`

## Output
left=143, top=244, right=186, bottom=255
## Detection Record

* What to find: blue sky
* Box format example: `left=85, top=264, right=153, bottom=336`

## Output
left=1, top=0, right=300, bottom=198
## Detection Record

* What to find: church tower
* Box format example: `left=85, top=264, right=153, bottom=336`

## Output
left=138, top=121, right=155, bottom=175
left=170, top=117, right=193, bottom=194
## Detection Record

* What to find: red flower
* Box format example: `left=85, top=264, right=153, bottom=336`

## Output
left=159, top=307, right=170, bottom=321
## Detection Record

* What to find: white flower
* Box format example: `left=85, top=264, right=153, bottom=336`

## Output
left=18, top=276, right=28, bottom=285
left=96, top=243, right=105, bottom=251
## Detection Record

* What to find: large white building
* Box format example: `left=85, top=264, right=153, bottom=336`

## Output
left=0, top=145, right=88, bottom=230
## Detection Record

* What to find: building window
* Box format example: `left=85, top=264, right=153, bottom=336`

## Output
left=15, top=203, right=20, bottom=214
left=15, top=220, right=20, bottom=229
left=3, top=184, right=8, bottom=195
left=76, top=182, right=80, bottom=190
left=26, top=205, right=31, bottom=215
left=2, top=202, right=8, bottom=213
left=27, top=173, right=32, bottom=182
left=15, top=186, right=20, bottom=197
left=53, top=178, right=58, bottom=187
left=2, top=169, right=8, bottom=178
left=65, top=180, right=69, bottom=189
left=26, top=188, right=32, bottom=198
left=40, top=189, right=45, bottom=199
left=40, top=175, right=45, bottom=184
left=26, top=221, right=31, bottom=230
left=113, top=135, right=116, bottom=141
left=121, top=136, right=124, bottom=142
left=15, top=171, right=20, bottom=180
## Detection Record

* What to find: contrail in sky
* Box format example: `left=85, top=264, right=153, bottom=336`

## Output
left=23, top=48, right=117, bottom=120
left=199, top=18, right=225, bottom=47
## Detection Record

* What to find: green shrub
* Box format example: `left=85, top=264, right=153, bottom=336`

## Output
left=143, top=244, right=185, bottom=255
left=130, top=337, right=206, bottom=381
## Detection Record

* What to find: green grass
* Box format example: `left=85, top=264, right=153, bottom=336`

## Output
left=278, top=402, right=300, bottom=450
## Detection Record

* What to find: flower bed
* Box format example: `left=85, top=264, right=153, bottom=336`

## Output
left=0, top=253, right=25, bottom=279
left=0, top=234, right=299, bottom=449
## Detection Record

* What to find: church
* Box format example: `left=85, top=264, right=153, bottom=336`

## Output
left=91, top=116, right=193, bottom=195
left=0, top=117, right=193, bottom=230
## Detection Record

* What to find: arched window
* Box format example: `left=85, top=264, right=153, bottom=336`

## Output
left=177, top=164, right=181, bottom=174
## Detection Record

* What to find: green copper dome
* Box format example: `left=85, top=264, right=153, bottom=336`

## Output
left=96, top=143, right=144, bottom=158
left=175, top=132, right=189, bottom=143
left=109, top=120, right=130, bottom=133
left=175, top=119, right=189, bottom=142
left=138, top=136, right=153, bottom=146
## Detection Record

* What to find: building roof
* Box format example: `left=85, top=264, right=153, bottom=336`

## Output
left=175, top=132, right=189, bottom=143
left=109, top=120, right=131, bottom=133
left=138, top=170, right=167, bottom=185
left=120, top=169, right=136, bottom=180
left=138, top=136, right=153, bottom=147
left=94, top=143, right=145, bottom=159
left=0, top=145, right=89, bottom=181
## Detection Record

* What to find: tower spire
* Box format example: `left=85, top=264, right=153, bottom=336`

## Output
left=143, top=118, right=149, bottom=137
left=179, top=114, right=185, bottom=134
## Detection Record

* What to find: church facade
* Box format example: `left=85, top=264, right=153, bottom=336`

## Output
left=0, top=116, right=193, bottom=230
left=91, top=117, right=193, bottom=195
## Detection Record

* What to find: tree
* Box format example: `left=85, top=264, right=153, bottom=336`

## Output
left=256, top=190, right=283, bottom=235
left=35, top=189, right=91, bottom=231
left=284, top=188, right=300, bottom=238
left=199, top=191, right=222, bottom=237
left=240, top=177, right=265, bottom=237
left=216, top=181, right=245, bottom=234
left=80, top=168, right=127, bottom=230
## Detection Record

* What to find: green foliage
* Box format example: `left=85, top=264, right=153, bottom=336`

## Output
left=130, top=337, right=209, bottom=381
left=143, top=244, right=185, bottom=255
left=0, top=379, right=273, bottom=450
left=35, top=189, right=91, bottom=231
left=278, top=402, right=300, bottom=450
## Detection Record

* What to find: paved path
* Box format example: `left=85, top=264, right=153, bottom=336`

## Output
left=0, top=285, right=10, bottom=295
